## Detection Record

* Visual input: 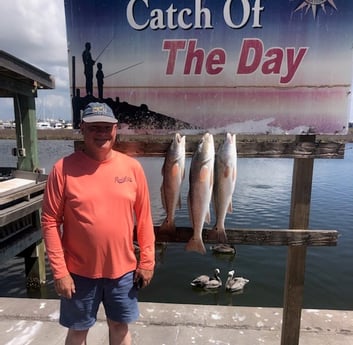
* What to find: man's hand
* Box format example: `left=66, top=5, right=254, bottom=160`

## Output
left=54, top=275, right=76, bottom=299
left=134, top=268, right=154, bottom=289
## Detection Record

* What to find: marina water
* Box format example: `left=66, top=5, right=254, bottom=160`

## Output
left=1, top=139, right=352, bottom=310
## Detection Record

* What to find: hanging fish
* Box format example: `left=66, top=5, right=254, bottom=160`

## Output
left=160, top=133, right=186, bottom=234
left=208, top=132, right=237, bottom=243
left=186, top=132, right=215, bottom=254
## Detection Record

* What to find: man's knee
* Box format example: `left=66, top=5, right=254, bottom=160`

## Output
left=107, top=318, right=128, bottom=332
left=65, top=328, right=89, bottom=345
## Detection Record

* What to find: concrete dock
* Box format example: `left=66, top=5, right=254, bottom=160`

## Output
left=0, top=298, right=352, bottom=345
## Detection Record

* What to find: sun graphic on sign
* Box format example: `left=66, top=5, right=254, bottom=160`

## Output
left=295, top=0, right=337, bottom=18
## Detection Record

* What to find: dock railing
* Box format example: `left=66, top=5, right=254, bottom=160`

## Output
left=104, top=134, right=339, bottom=345
left=0, top=135, right=339, bottom=345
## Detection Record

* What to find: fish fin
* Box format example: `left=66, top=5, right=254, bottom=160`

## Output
left=199, top=165, right=210, bottom=183
left=224, top=166, right=230, bottom=178
left=219, top=230, right=228, bottom=243
left=227, top=201, right=233, bottom=213
left=171, top=162, right=180, bottom=177
left=205, top=209, right=211, bottom=224
left=208, top=226, right=228, bottom=243
left=185, top=237, right=206, bottom=255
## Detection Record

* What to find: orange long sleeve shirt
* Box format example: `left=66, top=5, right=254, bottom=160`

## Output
left=41, top=150, right=155, bottom=280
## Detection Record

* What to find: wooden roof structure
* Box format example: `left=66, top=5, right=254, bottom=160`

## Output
left=0, top=50, right=54, bottom=98
left=0, top=50, right=56, bottom=172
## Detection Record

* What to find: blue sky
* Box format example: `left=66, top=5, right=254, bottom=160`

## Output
left=0, top=0, right=352, bottom=122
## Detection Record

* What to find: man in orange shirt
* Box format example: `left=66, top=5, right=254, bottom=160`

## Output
left=41, top=102, right=155, bottom=345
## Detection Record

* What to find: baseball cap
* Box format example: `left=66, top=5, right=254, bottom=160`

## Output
left=82, top=102, right=118, bottom=123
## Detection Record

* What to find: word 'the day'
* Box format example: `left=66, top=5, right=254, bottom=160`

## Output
left=162, top=39, right=308, bottom=84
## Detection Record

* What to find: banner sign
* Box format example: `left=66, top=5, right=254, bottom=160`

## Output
left=64, top=0, right=352, bottom=134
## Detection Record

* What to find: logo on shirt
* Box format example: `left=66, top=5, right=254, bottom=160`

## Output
left=115, top=176, right=133, bottom=184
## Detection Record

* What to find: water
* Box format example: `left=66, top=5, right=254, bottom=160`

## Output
left=1, top=140, right=352, bottom=310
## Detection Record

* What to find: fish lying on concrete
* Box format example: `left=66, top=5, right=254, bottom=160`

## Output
left=186, top=132, right=215, bottom=254
left=160, top=133, right=186, bottom=235
left=208, top=132, right=237, bottom=243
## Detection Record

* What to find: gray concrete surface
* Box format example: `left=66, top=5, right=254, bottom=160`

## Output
left=0, top=298, right=352, bottom=345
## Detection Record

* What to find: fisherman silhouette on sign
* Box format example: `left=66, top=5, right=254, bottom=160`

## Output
left=96, top=62, right=104, bottom=99
left=82, top=42, right=95, bottom=96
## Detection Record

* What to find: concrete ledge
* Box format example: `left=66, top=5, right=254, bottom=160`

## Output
left=0, top=298, right=352, bottom=345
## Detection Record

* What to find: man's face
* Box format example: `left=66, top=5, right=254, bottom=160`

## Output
left=81, top=122, right=117, bottom=152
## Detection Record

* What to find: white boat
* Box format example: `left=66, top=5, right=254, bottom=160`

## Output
left=36, top=122, right=51, bottom=129
left=53, top=122, right=64, bottom=129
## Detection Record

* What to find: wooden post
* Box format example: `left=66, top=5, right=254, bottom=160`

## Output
left=13, top=94, right=39, bottom=171
left=281, top=135, right=314, bottom=345
left=24, top=240, right=46, bottom=289
left=13, top=93, right=46, bottom=288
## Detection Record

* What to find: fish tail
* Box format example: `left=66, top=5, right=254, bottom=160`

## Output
left=159, top=217, right=176, bottom=234
left=185, top=237, right=206, bottom=255
left=208, top=225, right=228, bottom=243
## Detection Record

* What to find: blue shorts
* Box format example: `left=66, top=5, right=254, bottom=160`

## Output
left=59, top=271, right=139, bottom=330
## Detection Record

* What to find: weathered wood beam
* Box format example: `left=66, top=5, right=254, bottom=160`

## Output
left=0, top=182, right=46, bottom=205
left=151, top=227, right=338, bottom=247
left=112, top=140, right=345, bottom=158
left=281, top=135, right=314, bottom=345
left=0, top=74, right=36, bottom=97
left=0, top=227, right=42, bottom=261
left=0, top=194, right=43, bottom=227
left=74, top=137, right=346, bottom=159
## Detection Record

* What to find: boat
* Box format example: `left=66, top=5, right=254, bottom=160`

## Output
left=36, top=121, right=51, bottom=129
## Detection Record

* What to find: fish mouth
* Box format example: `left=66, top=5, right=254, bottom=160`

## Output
left=199, top=132, right=211, bottom=143
left=197, top=133, right=214, bottom=150
left=175, top=132, right=185, bottom=144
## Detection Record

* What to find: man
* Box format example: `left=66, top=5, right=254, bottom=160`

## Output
left=82, top=42, right=95, bottom=95
left=41, top=102, right=155, bottom=345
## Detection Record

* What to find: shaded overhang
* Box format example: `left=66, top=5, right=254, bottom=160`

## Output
left=0, top=50, right=54, bottom=98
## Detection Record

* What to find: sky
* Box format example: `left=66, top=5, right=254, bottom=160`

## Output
left=0, top=0, right=352, bottom=124
left=0, top=0, right=71, bottom=122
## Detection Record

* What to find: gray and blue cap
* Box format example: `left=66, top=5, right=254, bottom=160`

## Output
left=82, top=102, right=118, bottom=124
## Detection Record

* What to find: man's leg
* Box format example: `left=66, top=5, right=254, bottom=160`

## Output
left=65, top=329, right=89, bottom=345
left=60, top=274, right=101, bottom=344
left=107, top=318, right=131, bottom=345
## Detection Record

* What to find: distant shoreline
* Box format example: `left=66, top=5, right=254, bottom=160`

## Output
left=0, top=128, right=352, bottom=143
left=0, top=129, right=83, bottom=141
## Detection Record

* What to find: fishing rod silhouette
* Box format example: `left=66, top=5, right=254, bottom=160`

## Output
left=92, top=38, right=144, bottom=79
left=94, top=37, right=114, bottom=62
left=105, top=61, right=144, bottom=79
